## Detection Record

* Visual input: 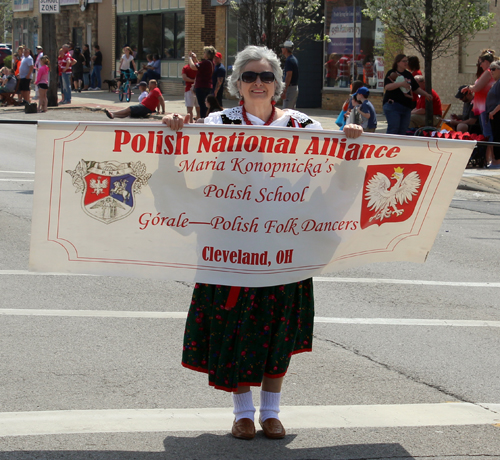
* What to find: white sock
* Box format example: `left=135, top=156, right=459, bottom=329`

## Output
left=259, top=390, right=281, bottom=422
left=232, top=391, right=256, bottom=422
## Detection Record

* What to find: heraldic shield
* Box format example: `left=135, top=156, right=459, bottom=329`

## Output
left=66, top=160, right=151, bottom=224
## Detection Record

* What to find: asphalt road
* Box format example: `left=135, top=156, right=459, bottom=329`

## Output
left=1, top=120, right=500, bottom=460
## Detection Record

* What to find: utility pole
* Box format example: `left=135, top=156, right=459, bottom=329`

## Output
left=40, top=1, right=59, bottom=106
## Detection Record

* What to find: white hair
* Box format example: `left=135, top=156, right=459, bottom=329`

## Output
left=227, top=46, right=284, bottom=102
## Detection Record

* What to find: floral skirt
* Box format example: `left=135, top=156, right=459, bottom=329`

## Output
left=182, top=279, right=314, bottom=392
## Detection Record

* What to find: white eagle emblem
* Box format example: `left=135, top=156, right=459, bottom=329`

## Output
left=90, top=178, right=108, bottom=196
left=365, top=167, right=421, bottom=222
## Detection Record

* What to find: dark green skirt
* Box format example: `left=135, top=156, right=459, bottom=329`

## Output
left=182, top=279, right=314, bottom=392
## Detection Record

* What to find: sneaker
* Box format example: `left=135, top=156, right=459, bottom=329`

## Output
left=88, top=87, right=95, bottom=90
left=94, top=87, right=101, bottom=90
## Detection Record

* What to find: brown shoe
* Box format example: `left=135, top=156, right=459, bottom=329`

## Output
left=231, top=418, right=256, bottom=440
left=259, top=417, right=286, bottom=439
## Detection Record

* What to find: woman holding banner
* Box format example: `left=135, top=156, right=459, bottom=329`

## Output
left=162, top=45, right=362, bottom=440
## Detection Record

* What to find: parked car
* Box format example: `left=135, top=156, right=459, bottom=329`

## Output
left=0, top=48, right=12, bottom=67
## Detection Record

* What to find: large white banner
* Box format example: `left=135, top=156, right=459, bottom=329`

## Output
left=29, top=121, right=474, bottom=287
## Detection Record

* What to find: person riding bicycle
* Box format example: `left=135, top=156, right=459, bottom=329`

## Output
left=117, top=46, right=137, bottom=92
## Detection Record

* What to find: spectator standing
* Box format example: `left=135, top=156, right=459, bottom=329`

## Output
left=362, top=55, right=374, bottom=87
left=34, top=55, right=49, bottom=113
left=182, top=62, right=199, bottom=122
left=57, top=48, right=65, bottom=103
left=409, top=75, right=442, bottom=128
left=33, top=45, right=43, bottom=100
left=60, top=44, right=75, bottom=104
left=18, top=47, right=34, bottom=104
left=353, top=86, right=377, bottom=132
left=280, top=40, right=299, bottom=109
left=104, top=79, right=165, bottom=119
left=189, top=46, right=215, bottom=118
left=485, top=60, right=500, bottom=168
left=383, top=54, right=432, bottom=135
left=82, top=44, right=91, bottom=91
left=463, top=50, right=497, bottom=167
left=324, top=53, right=339, bottom=87
left=212, top=52, right=226, bottom=107
left=90, top=45, right=103, bottom=90
left=338, top=50, right=351, bottom=88
left=72, top=47, right=85, bottom=92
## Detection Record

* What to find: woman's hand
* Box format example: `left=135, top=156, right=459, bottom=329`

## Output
left=344, top=124, right=363, bottom=138
left=161, top=113, right=190, bottom=131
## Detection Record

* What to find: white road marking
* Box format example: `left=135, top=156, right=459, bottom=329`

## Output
left=1, top=308, right=499, bottom=328
left=3, top=270, right=500, bottom=288
left=0, top=403, right=498, bottom=437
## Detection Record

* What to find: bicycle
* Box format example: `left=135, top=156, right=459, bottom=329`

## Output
left=118, top=69, right=136, bottom=102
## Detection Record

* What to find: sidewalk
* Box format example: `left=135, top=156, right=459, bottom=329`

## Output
left=2, top=88, right=500, bottom=194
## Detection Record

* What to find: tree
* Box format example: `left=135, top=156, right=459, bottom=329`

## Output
left=363, top=0, right=494, bottom=125
left=229, top=0, right=324, bottom=57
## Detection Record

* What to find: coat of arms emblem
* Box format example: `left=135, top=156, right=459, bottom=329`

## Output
left=66, top=160, right=151, bottom=224
left=360, top=163, right=432, bottom=229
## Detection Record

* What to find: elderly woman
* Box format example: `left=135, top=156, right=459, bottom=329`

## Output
left=485, top=60, right=500, bottom=169
left=383, top=54, right=432, bottom=135
left=162, top=45, right=362, bottom=441
left=463, top=50, right=497, bottom=167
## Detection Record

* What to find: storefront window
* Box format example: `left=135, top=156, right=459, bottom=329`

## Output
left=324, top=0, right=385, bottom=91
left=117, top=13, right=184, bottom=61
left=227, top=8, right=249, bottom=74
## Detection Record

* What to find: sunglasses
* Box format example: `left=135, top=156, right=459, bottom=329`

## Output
left=491, top=67, right=500, bottom=71
left=240, top=71, right=276, bottom=84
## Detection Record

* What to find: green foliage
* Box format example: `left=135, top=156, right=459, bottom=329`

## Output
left=363, top=0, right=495, bottom=59
left=229, top=0, right=325, bottom=55
left=3, top=55, right=12, bottom=69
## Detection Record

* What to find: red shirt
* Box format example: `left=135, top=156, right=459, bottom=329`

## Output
left=338, top=55, right=350, bottom=77
left=416, top=89, right=442, bottom=116
left=194, top=59, right=213, bottom=89
left=141, top=87, right=162, bottom=111
left=182, top=64, right=197, bottom=92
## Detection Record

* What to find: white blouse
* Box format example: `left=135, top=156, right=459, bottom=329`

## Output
left=204, top=106, right=323, bottom=130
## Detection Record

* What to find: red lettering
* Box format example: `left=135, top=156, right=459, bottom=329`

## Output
left=113, top=130, right=131, bottom=152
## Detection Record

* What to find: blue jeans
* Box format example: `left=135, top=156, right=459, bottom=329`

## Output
left=383, top=102, right=412, bottom=135
left=91, top=65, right=102, bottom=88
left=61, top=73, right=72, bottom=102
left=83, top=72, right=90, bottom=87
left=196, top=87, right=211, bottom=118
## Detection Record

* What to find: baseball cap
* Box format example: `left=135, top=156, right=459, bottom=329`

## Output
left=280, top=40, right=294, bottom=48
left=455, top=85, right=468, bottom=99
left=353, top=87, right=370, bottom=97
left=215, top=52, right=222, bottom=58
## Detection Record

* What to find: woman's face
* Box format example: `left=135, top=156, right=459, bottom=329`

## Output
left=238, top=59, right=276, bottom=105
left=397, top=56, right=408, bottom=71
left=479, top=59, right=491, bottom=72
left=490, top=67, right=500, bottom=81
left=205, top=98, right=211, bottom=108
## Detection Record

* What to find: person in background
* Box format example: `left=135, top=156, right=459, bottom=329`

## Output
left=90, top=44, right=103, bottom=90
left=485, top=60, right=500, bottom=168
left=82, top=44, right=91, bottom=91
left=138, top=81, right=148, bottom=102
left=142, top=54, right=161, bottom=83
left=462, top=49, right=497, bottom=168
left=212, top=51, right=226, bottom=107
left=72, top=47, right=85, bottom=92
left=205, top=93, right=223, bottom=114
left=353, top=86, right=377, bottom=132
left=181, top=61, right=199, bottom=123
left=280, top=40, right=299, bottom=109
left=324, top=53, right=339, bottom=87
left=104, top=79, right=165, bottom=119
left=189, top=46, right=215, bottom=118
left=409, top=75, right=442, bottom=128
left=407, top=56, right=422, bottom=77
left=33, top=45, right=43, bottom=100
left=18, top=47, right=34, bottom=104
left=362, top=54, right=374, bottom=87
left=60, top=44, right=75, bottom=104
left=0, top=68, right=17, bottom=106
left=136, top=54, right=153, bottom=84
left=448, top=85, right=480, bottom=134
left=161, top=45, right=363, bottom=442
left=383, top=54, right=432, bottom=135
left=116, top=46, right=137, bottom=92
left=34, top=55, right=49, bottom=113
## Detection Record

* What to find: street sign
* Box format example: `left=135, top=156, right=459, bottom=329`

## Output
left=39, top=0, right=59, bottom=13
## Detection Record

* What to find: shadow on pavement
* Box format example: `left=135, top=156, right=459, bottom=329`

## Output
left=0, top=436, right=416, bottom=460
